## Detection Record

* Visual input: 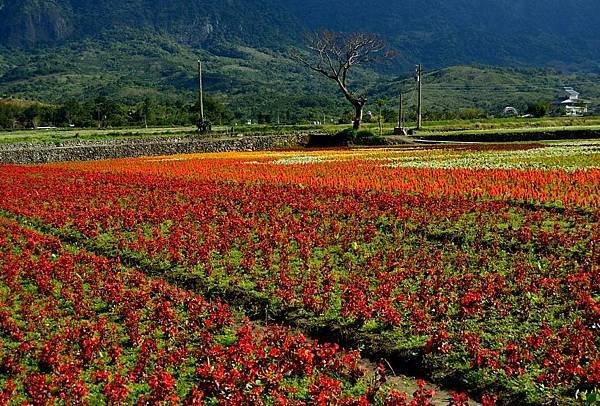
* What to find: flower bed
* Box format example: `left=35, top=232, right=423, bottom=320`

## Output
left=0, top=216, right=428, bottom=404
left=0, top=144, right=598, bottom=403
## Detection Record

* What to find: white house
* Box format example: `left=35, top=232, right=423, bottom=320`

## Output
left=503, top=106, right=519, bottom=116
left=557, top=87, right=589, bottom=117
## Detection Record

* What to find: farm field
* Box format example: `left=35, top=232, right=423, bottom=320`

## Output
left=0, top=126, right=197, bottom=145
left=1, top=116, right=600, bottom=145
left=0, top=141, right=598, bottom=404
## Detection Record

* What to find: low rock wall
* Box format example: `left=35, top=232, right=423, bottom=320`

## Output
left=0, top=134, right=310, bottom=164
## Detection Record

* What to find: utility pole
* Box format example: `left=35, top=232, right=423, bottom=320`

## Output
left=398, top=92, right=403, bottom=128
left=394, top=91, right=407, bottom=135
left=196, top=59, right=211, bottom=133
left=198, top=60, right=204, bottom=122
left=416, top=64, right=423, bottom=130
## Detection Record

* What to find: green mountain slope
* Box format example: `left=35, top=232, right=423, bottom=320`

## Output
left=0, top=29, right=358, bottom=124
left=283, top=0, right=600, bottom=70
left=0, top=0, right=598, bottom=125
left=0, top=0, right=73, bottom=46
left=378, top=66, right=600, bottom=119
left=2, top=0, right=599, bottom=69
left=0, top=0, right=300, bottom=48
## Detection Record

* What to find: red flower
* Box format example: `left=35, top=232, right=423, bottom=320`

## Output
left=104, top=374, right=129, bottom=404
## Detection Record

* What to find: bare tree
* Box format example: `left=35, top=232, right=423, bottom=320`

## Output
left=291, top=31, right=389, bottom=129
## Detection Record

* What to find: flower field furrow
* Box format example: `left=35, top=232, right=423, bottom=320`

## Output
left=0, top=216, right=420, bottom=405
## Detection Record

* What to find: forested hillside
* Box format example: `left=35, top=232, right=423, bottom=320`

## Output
left=0, top=0, right=598, bottom=127
left=3, top=0, right=598, bottom=69
left=283, top=0, right=600, bottom=70
left=0, top=0, right=299, bottom=48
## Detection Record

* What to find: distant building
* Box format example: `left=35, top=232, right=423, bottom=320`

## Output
left=555, top=87, right=589, bottom=116
left=503, top=106, right=519, bottom=117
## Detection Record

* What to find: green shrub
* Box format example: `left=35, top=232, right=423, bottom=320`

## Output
left=337, top=128, right=357, bottom=139
left=353, top=129, right=386, bottom=145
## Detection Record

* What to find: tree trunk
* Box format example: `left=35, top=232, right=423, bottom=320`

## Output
left=353, top=104, right=364, bottom=130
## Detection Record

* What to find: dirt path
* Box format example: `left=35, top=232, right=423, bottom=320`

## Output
left=250, top=319, right=477, bottom=405
left=358, top=358, right=478, bottom=405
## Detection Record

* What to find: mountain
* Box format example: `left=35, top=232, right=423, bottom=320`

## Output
left=0, top=0, right=598, bottom=123
left=3, top=0, right=600, bottom=69
left=0, top=0, right=73, bottom=46
left=0, top=0, right=302, bottom=50
left=282, top=0, right=600, bottom=71
left=2, top=0, right=600, bottom=69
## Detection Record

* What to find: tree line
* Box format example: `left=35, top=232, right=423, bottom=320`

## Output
left=0, top=96, right=235, bottom=130
left=1, top=96, right=560, bottom=131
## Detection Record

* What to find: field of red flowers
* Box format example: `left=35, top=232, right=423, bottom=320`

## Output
left=0, top=216, right=433, bottom=404
left=0, top=145, right=598, bottom=404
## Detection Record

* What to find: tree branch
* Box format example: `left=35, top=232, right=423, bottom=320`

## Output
left=290, top=30, right=391, bottom=127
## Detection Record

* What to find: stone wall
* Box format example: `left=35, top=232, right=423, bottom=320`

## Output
left=0, top=134, right=310, bottom=164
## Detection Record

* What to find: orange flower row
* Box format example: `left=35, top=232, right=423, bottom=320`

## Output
left=55, top=149, right=600, bottom=208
